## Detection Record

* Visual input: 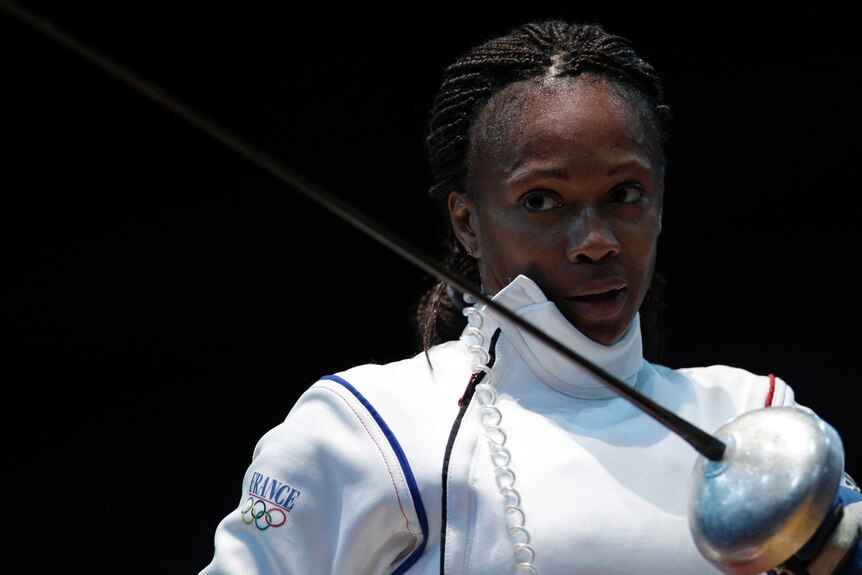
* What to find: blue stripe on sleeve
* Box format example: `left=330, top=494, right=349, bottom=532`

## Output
left=322, top=374, right=429, bottom=574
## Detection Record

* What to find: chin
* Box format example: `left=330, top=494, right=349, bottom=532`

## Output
left=565, top=313, right=632, bottom=347
left=586, top=329, right=624, bottom=347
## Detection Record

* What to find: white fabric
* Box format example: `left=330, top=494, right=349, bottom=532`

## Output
left=200, top=275, right=799, bottom=575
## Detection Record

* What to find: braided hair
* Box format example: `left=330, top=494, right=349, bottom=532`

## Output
left=415, top=20, right=672, bottom=360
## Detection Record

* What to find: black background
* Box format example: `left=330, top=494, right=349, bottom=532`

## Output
left=2, top=1, right=860, bottom=573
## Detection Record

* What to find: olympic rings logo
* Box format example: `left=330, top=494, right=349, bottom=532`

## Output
left=241, top=497, right=287, bottom=530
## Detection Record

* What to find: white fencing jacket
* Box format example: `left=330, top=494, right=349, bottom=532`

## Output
left=200, top=275, right=799, bottom=575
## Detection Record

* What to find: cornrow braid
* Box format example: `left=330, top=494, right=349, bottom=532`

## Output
left=415, top=20, right=672, bottom=358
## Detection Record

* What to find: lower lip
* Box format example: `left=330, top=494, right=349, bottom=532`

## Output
left=565, top=289, right=627, bottom=320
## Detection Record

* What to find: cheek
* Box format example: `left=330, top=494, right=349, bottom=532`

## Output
left=623, top=216, right=661, bottom=253
left=610, top=218, right=659, bottom=273
left=476, top=217, right=558, bottom=289
left=625, top=230, right=660, bottom=286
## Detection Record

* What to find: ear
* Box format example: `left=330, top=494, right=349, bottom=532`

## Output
left=656, top=181, right=665, bottom=235
left=448, top=190, right=478, bottom=257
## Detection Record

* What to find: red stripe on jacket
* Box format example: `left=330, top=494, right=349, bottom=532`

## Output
left=765, top=373, right=776, bottom=407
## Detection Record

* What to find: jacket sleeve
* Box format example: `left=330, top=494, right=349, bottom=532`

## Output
left=199, top=377, right=425, bottom=575
left=769, top=479, right=862, bottom=575
left=832, top=480, right=862, bottom=575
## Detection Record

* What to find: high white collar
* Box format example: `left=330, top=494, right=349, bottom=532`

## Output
left=463, top=274, right=644, bottom=399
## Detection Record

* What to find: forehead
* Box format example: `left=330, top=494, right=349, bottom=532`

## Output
left=470, top=75, right=640, bottom=144
left=467, top=75, right=655, bottom=171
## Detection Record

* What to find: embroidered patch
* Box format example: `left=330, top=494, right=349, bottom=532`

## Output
left=241, top=471, right=301, bottom=530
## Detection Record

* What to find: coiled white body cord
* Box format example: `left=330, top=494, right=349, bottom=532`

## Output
left=462, top=296, right=539, bottom=574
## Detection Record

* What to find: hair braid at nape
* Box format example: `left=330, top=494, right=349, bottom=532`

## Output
left=416, top=20, right=671, bottom=357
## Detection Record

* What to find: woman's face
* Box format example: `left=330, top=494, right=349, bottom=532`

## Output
left=450, top=77, right=664, bottom=345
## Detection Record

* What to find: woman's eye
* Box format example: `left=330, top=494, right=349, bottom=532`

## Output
left=610, top=185, right=646, bottom=204
left=522, top=191, right=561, bottom=212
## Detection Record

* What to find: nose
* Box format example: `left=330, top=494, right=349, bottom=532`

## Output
left=566, top=208, right=620, bottom=263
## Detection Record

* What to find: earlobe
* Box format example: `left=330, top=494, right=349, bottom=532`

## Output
left=448, top=191, right=478, bottom=257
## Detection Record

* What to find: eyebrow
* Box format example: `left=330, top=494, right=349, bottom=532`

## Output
left=606, top=159, right=650, bottom=176
left=504, top=166, right=569, bottom=186
left=505, top=159, right=650, bottom=186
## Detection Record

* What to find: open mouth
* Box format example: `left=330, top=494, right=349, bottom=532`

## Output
left=569, top=289, right=623, bottom=303
left=566, top=288, right=627, bottom=319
